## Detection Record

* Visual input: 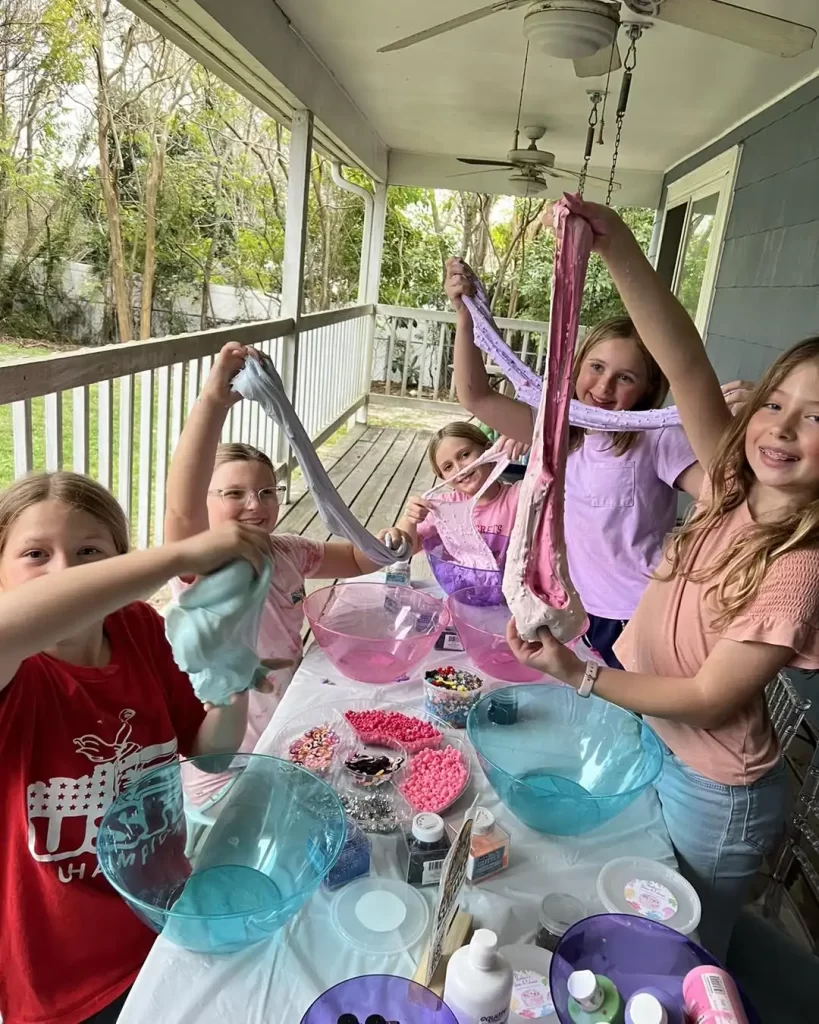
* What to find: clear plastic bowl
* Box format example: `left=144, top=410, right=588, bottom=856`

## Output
left=96, top=753, right=346, bottom=954
left=550, top=914, right=760, bottom=1024
left=301, top=974, right=458, bottom=1024
left=466, top=685, right=663, bottom=836
left=303, top=582, right=449, bottom=683
left=423, top=534, right=508, bottom=595
left=447, top=585, right=544, bottom=682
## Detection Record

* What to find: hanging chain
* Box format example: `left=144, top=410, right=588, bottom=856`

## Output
left=606, top=25, right=642, bottom=206
left=578, top=91, right=602, bottom=198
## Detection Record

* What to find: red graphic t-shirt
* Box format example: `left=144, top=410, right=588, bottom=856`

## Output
left=0, top=602, right=206, bottom=1024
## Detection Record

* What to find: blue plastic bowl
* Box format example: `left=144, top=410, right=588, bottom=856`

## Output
left=550, top=914, right=759, bottom=1024
left=466, top=685, right=662, bottom=835
left=97, top=753, right=346, bottom=954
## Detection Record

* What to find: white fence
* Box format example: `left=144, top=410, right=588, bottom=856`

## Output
left=0, top=305, right=372, bottom=547
left=0, top=301, right=554, bottom=549
left=372, top=305, right=552, bottom=401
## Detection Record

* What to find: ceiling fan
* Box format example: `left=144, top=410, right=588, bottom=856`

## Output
left=448, top=124, right=620, bottom=196
left=378, top=1, right=816, bottom=79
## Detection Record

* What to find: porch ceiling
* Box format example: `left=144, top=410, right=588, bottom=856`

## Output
left=125, top=1, right=819, bottom=207
left=278, top=0, right=819, bottom=205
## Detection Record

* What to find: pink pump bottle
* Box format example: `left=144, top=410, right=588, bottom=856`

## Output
left=681, top=966, right=749, bottom=1024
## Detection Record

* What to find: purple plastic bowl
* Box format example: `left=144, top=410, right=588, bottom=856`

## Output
left=423, top=534, right=508, bottom=595
left=550, top=914, right=759, bottom=1024
left=300, top=974, right=458, bottom=1024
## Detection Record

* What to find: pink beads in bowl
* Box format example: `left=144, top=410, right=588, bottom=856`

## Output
left=344, top=709, right=443, bottom=754
left=303, top=583, right=449, bottom=684
left=399, top=742, right=470, bottom=814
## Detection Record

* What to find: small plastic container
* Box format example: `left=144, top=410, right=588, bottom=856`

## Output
left=465, top=807, right=510, bottom=883
left=322, top=817, right=371, bottom=891
left=398, top=735, right=471, bottom=814
left=300, top=975, right=458, bottom=1024
left=597, top=857, right=701, bottom=936
left=536, top=893, right=587, bottom=953
left=501, top=944, right=558, bottom=1023
left=342, top=738, right=408, bottom=789
left=400, top=812, right=452, bottom=887
left=330, top=878, right=430, bottom=956
left=424, top=666, right=484, bottom=728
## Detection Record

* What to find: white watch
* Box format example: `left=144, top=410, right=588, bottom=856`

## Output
left=577, top=660, right=600, bottom=698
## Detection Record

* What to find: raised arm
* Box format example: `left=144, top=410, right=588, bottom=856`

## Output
left=447, top=259, right=535, bottom=445
left=165, top=343, right=248, bottom=542
left=563, top=196, right=731, bottom=470
left=0, top=523, right=271, bottom=693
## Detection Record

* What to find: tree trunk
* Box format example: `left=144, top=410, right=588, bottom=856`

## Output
left=139, top=143, right=165, bottom=339
left=429, top=192, right=448, bottom=279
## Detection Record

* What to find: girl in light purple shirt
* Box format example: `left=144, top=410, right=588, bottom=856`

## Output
left=447, top=260, right=705, bottom=667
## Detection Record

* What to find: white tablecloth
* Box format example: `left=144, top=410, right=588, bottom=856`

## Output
left=120, top=593, right=677, bottom=1024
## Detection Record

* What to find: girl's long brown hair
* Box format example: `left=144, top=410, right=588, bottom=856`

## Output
left=660, top=336, right=819, bottom=628
left=568, top=316, right=669, bottom=458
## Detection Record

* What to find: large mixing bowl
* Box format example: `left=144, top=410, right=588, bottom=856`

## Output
left=447, top=585, right=543, bottom=682
left=423, top=533, right=507, bottom=595
left=301, top=975, right=458, bottom=1024
left=467, top=685, right=662, bottom=835
left=550, top=915, right=759, bottom=1024
left=303, top=583, right=448, bottom=683
left=96, top=753, right=346, bottom=954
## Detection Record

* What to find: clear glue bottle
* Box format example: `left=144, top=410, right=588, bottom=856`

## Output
left=443, top=928, right=513, bottom=1024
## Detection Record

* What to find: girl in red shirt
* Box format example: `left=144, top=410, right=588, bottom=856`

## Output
left=0, top=470, right=273, bottom=1024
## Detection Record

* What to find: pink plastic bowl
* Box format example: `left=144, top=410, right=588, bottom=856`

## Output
left=303, top=583, right=449, bottom=684
left=447, top=585, right=543, bottom=683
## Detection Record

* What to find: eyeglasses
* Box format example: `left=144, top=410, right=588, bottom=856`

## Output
left=208, top=486, right=285, bottom=508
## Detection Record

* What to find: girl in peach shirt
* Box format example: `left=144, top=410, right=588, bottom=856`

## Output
left=510, top=196, right=819, bottom=958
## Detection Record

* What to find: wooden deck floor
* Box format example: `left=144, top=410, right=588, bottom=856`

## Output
left=276, top=423, right=437, bottom=588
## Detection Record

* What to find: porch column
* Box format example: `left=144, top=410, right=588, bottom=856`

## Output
left=277, top=108, right=314, bottom=494
left=357, top=181, right=387, bottom=424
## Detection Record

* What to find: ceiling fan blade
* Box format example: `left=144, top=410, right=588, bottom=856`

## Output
left=551, top=167, right=621, bottom=189
left=573, top=41, right=622, bottom=78
left=378, top=2, right=529, bottom=54
left=649, top=0, right=816, bottom=58
left=447, top=167, right=513, bottom=179
left=457, top=158, right=516, bottom=167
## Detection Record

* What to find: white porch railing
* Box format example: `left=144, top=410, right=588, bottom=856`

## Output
left=373, top=304, right=552, bottom=402
left=0, top=304, right=372, bottom=547
left=0, top=301, right=556, bottom=550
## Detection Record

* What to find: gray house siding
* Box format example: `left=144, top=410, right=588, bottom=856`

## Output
left=661, top=76, right=819, bottom=385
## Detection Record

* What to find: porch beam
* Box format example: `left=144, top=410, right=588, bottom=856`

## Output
left=276, top=108, right=314, bottom=491
left=120, top=0, right=387, bottom=181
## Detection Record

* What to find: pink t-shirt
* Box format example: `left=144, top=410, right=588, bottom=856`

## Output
left=564, top=427, right=696, bottom=620
left=170, top=533, right=324, bottom=803
left=417, top=480, right=521, bottom=560
left=615, top=496, right=819, bottom=784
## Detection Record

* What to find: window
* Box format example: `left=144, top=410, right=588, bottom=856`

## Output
left=656, top=147, right=741, bottom=337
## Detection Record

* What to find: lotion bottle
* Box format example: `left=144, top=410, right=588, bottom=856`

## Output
left=443, top=928, right=513, bottom=1024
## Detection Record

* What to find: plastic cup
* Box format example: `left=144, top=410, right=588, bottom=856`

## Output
left=423, top=667, right=484, bottom=728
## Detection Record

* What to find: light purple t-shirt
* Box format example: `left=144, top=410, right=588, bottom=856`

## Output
left=564, top=427, right=696, bottom=620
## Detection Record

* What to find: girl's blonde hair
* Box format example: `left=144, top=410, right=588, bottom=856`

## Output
left=0, top=472, right=129, bottom=555
left=214, top=442, right=276, bottom=479
left=661, top=336, right=819, bottom=628
left=568, top=316, right=669, bottom=458
left=428, top=422, right=491, bottom=477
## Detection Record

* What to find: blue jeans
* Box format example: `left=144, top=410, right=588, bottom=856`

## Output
left=583, top=614, right=626, bottom=669
left=655, top=748, right=788, bottom=960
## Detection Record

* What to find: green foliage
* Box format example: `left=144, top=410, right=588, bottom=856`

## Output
left=0, top=0, right=656, bottom=345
